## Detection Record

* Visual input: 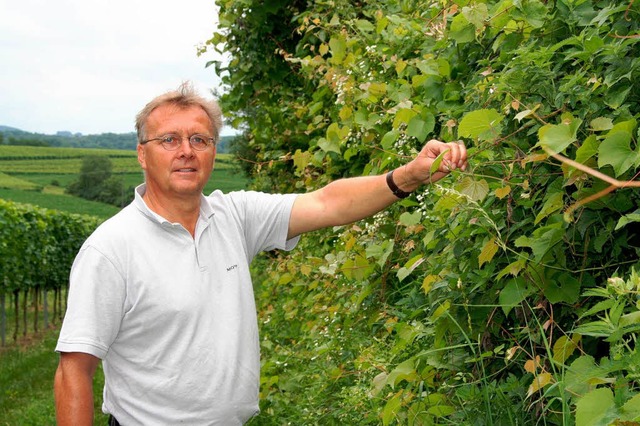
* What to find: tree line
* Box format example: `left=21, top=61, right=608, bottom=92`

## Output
left=0, top=129, right=236, bottom=152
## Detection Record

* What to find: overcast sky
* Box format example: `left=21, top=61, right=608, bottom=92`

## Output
left=0, top=0, right=232, bottom=136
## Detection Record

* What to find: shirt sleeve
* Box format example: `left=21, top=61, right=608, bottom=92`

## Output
left=225, top=191, right=300, bottom=259
left=56, top=245, right=127, bottom=359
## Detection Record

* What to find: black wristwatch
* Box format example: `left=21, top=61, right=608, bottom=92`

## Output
left=386, top=170, right=412, bottom=199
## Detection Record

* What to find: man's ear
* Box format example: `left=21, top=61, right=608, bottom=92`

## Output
left=137, top=144, right=146, bottom=169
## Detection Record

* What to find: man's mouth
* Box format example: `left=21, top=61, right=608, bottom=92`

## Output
left=175, top=168, right=196, bottom=172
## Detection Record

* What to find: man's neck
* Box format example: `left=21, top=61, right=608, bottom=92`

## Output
left=142, top=188, right=201, bottom=237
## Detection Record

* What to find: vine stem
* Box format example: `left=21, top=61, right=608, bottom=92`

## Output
left=543, top=147, right=640, bottom=218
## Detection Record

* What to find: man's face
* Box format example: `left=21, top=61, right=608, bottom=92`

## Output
left=137, top=104, right=216, bottom=200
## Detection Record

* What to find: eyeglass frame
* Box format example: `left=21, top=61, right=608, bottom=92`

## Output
left=139, top=133, right=216, bottom=151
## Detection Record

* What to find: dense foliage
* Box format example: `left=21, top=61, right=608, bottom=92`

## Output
left=207, top=0, right=640, bottom=423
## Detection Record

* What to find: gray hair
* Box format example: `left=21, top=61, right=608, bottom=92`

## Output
left=135, top=81, right=223, bottom=144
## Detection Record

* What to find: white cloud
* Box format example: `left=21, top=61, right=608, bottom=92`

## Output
left=0, top=0, right=229, bottom=135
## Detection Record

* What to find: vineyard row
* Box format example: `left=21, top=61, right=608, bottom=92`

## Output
left=0, top=198, right=100, bottom=345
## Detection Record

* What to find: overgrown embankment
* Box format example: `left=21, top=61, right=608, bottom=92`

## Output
left=211, top=0, right=640, bottom=423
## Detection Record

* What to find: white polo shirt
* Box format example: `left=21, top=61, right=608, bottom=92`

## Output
left=56, top=184, right=299, bottom=425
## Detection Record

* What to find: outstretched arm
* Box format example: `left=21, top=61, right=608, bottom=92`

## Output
left=288, top=139, right=467, bottom=239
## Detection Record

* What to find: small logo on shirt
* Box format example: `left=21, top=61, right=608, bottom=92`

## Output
left=227, top=264, right=238, bottom=272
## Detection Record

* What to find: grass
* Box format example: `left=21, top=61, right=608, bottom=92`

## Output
left=0, top=290, right=107, bottom=426
left=0, top=327, right=107, bottom=426
left=0, top=172, right=40, bottom=191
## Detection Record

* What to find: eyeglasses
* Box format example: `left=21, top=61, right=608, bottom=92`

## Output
left=140, top=134, right=215, bottom=151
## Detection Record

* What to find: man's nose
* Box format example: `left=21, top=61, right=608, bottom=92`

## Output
left=177, top=137, right=195, bottom=156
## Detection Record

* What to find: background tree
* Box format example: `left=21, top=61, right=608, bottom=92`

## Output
left=67, top=156, right=129, bottom=206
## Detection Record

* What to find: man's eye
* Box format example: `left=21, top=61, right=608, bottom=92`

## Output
left=162, top=135, right=178, bottom=144
left=191, top=136, right=206, bottom=145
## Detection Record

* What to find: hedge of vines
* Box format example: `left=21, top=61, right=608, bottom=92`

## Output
left=0, top=199, right=99, bottom=345
left=206, top=0, right=639, bottom=423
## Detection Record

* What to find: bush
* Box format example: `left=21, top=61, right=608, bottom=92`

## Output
left=208, top=0, right=640, bottom=423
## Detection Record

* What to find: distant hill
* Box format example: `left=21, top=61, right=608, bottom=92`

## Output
left=0, top=125, right=24, bottom=133
left=0, top=126, right=237, bottom=153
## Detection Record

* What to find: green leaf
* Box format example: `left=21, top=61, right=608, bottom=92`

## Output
left=366, top=240, right=394, bottom=265
left=393, top=108, right=418, bottom=127
left=458, top=109, right=504, bottom=141
left=387, top=359, right=418, bottom=388
left=457, top=177, right=489, bottom=202
left=381, top=129, right=399, bottom=150
left=597, top=130, right=638, bottom=177
left=449, top=14, right=475, bottom=44
left=565, top=356, right=613, bottom=403
left=462, top=3, right=489, bottom=30
left=355, top=19, right=375, bottom=33
left=575, top=134, right=599, bottom=164
left=590, top=117, right=613, bottom=131
left=573, top=320, right=615, bottom=338
left=478, top=238, right=499, bottom=268
left=399, top=211, right=422, bottom=227
left=514, top=223, right=564, bottom=263
left=497, top=258, right=527, bottom=280
left=292, top=149, right=311, bottom=174
left=342, top=255, right=371, bottom=281
left=429, top=149, right=450, bottom=175
left=366, top=82, right=387, bottom=97
left=328, top=35, right=346, bottom=64
left=620, top=393, right=640, bottom=419
left=616, top=210, right=640, bottom=231
left=604, top=84, right=631, bottom=109
left=543, top=272, right=581, bottom=304
left=499, top=278, right=534, bottom=316
left=382, top=391, right=403, bottom=426
left=317, top=137, right=341, bottom=154
left=552, top=334, right=580, bottom=364
left=537, top=118, right=582, bottom=154
left=520, top=0, right=548, bottom=28
left=427, top=404, right=456, bottom=417
left=575, top=388, right=618, bottom=426
left=397, top=255, right=425, bottom=282
left=407, top=114, right=435, bottom=142
left=534, top=191, right=564, bottom=225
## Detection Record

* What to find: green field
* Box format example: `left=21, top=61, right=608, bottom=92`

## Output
left=0, top=145, right=249, bottom=218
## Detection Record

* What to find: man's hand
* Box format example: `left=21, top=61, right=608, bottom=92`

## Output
left=399, top=140, right=468, bottom=191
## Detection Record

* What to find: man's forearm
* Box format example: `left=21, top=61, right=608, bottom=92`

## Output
left=54, top=360, right=96, bottom=425
left=288, top=167, right=414, bottom=238
left=317, top=172, right=402, bottom=225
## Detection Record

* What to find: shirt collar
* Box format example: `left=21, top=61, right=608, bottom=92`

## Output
left=133, top=183, right=215, bottom=225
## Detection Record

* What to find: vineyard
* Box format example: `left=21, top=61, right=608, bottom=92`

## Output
left=209, top=0, right=640, bottom=424
left=0, top=198, right=100, bottom=346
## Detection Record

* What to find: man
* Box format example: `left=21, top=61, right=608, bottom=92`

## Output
left=54, top=82, right=467, bottom=425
